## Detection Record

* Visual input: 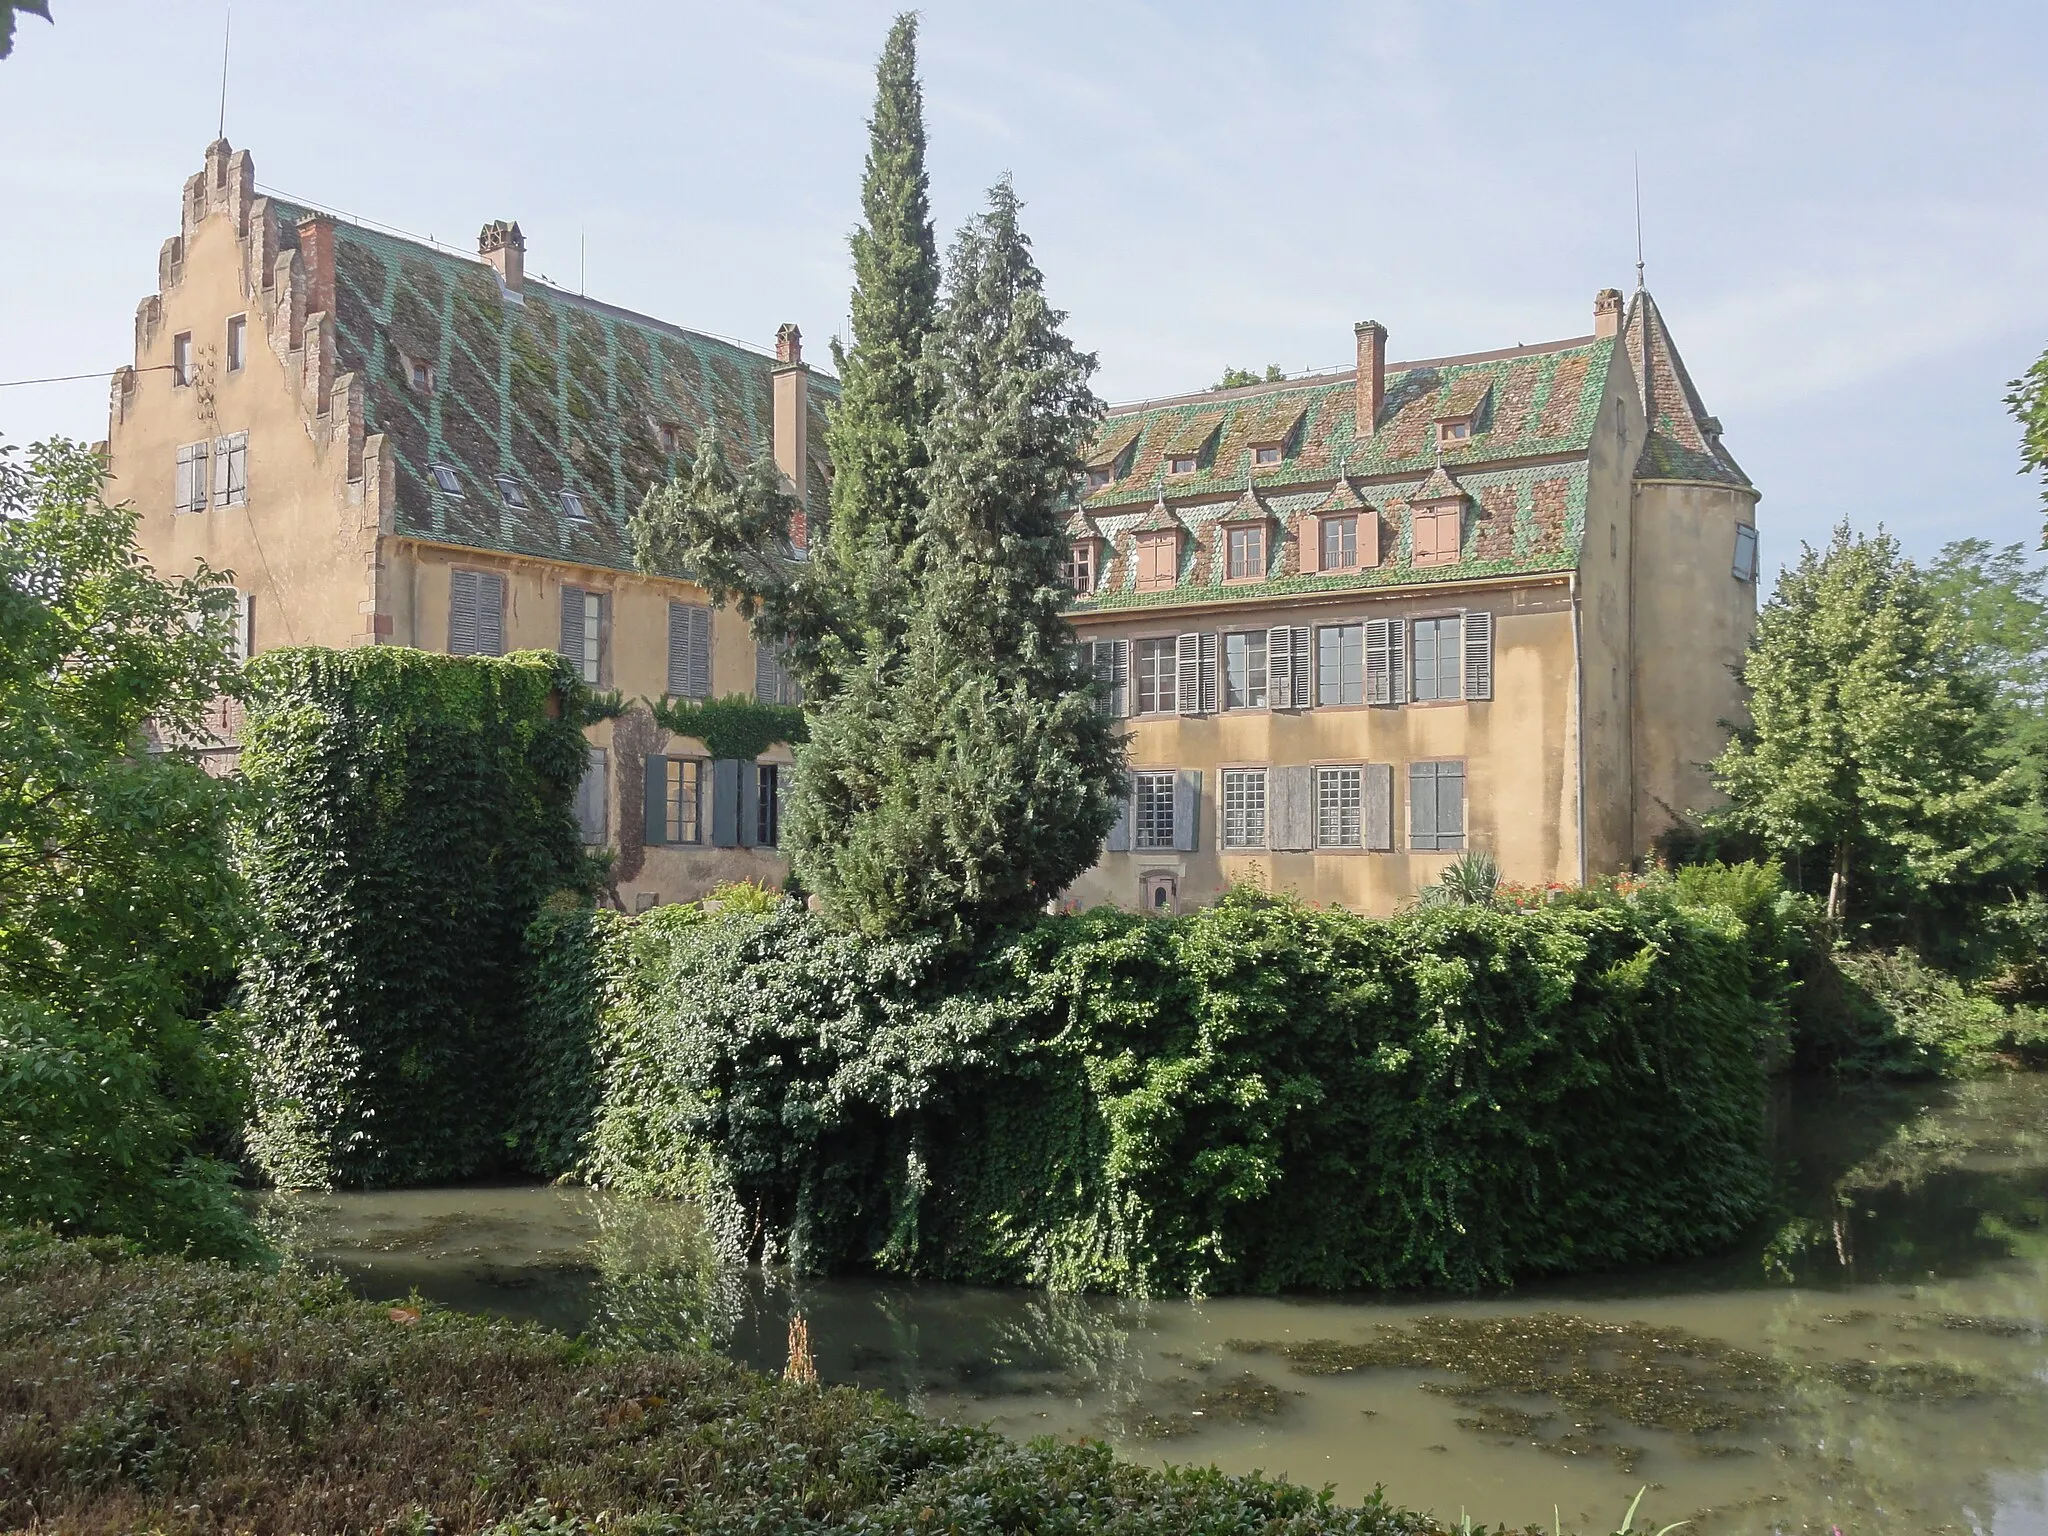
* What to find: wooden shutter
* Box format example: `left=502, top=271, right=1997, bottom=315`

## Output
left=1364, top=762, right=1393, bottom=851
left=1090, top=639, right=1130, bottom=717
left=234, top=592, right=255, bottom=664
left=578, top=748, right=608, bottom=844
left=1409, top=762, right=1436, bottom=849
left=449, top=570, right=479, bottom=655
left=1268, top=765, right=1314, bottom=851
left=476, top=573, right=505, bottom=656
left=1289, top=628, right=1312, bottom=711
left=1387, top=617, right=1408, bottom=704
left=643, top=756, right=668, bottom=846
left=561, top=586, right=586, bottom=666
left=1463, top=611, right=1493, bottom=701
left=1359, top=509, right=1381, bottom=567
left=1199, top=632, right=1218, bottom=714
left=668, top=604, right=711, bottom=698
left=175, top=441, right=208, bottom=513
left=1106, top=772, right=1133, bottom=852
left=1176, top=633, right=1203, bottom=715
left=213, top=437, right=231, bottom=506
left=214, top=432, right=247, bottom=507
left=1364, top=619, right=1392, bottom=705
left=710, top=759, right=741, bottom=847
left=1172, top=769, right=1202, bottom=852
left=1297, top=515, right=1321, bottom=575
left=738, top=763, right=761, bottom=847
left=1267, top=626, right=1295, bottom=708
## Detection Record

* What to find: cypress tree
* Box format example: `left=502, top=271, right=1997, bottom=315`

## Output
left=785, top=181, right=1122, bottom=939
left=821, top=11, right=941, bottom=670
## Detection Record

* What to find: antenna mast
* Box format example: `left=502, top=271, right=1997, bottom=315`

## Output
left=216, top=4, right=231, bottom=140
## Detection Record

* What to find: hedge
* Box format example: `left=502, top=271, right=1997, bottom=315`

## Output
left=531, top=886, right=1775, bottom=1295
left=238, top=647, right=596, bottom=1188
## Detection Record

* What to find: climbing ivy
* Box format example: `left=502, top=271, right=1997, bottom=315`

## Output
left=237, top=647, right=599, bottom=1189
left=648, top=693, right=807, bottom=762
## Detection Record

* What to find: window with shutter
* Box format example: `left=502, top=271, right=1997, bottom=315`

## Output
left=1223, top=632, right=1267, bottom=709
left=1199, top=632, right=1219, bottom=714
left=1086, top=639, right=1130, bottom=717
left=1266, top=627, right=1295, bottom=709
left=1288, top=627, right=1312, bottom=710
left=755, top=764, right=781, bottom=847
left=755, top=641, right=800, bottom=705
left=1221, top=768, right=1266, bottom=848
left=174, top=442, right=209, bottom=514
left=1319, top=624, right=1364, bottom=706
left=1268, top=765, right=1314, bottom=850
left=668, top=603, right=711, bottom=699
left=1135, top=639, right=1176, bottom=714
left=1172, top=768, right=1202, bottom=852
left=1732, top=524, right=1760, bottom=583
left=650, top=757, right=704, bottom=845
left=1412, top=617, right=1462, bottom=701
left=1413, top=506, right=1461, bottom=567
left=233, top=592, right=255, bottom=665
left=710, top=760, right=742, bottom=846
left=1316, top=766, right=1364, bottom=848
left=1364, top=762, right=1393, bottom=851
left=1409, top=760, right=1466, bottom=851
left=476, top=573, right=505, bottom=656
left=1133, top=772, right=1176, bottom=850
left=560, top=588, right=603, bottom=684
left=449, top=570, right=480, bottom=655
left=213, top=432, right=248, bottom=508
left=1106, top=773, right=1134, bottom=852
left=1135, top=530, right=1180, bottom=591
left=1321, top=516, right=1358, bottom=570
left=225, top=314, right=247, bottom=372
left=577, top=748, right=609, bottom=845
left=1176, top=633, right=1203, bottom=715
left=1462, top=611, right=1494, bottom=701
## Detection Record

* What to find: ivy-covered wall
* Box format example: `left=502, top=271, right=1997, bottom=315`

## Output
left=238, top=647, right=596, bottom=1188
left=531, top=886, right=1775, bottom=1295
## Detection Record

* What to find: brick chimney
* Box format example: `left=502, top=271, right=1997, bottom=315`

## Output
left=1594, top=288, right=1624, bottom=339
left=772, top=324, right=810, bottom=548
left=296, top=213, right=336, bottom=324
left=1354, top=321, right=1387, bottom=441
left=479, top=220, right=525, bottom=297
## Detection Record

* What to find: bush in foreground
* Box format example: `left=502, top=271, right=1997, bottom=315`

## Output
left=0, top=1230, right=1463, bottom=1536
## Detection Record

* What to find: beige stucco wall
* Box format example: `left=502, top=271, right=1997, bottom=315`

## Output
left=1629, top=481, right=1760, bottom=841
left=1067, top=580, right=1581, bottom=916
left=110, top=207, right=369, bottom=651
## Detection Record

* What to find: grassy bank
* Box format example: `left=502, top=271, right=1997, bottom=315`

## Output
left=0, top=1230, right=1484, bottom=1536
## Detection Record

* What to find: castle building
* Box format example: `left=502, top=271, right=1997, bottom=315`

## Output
left=1062, top=294, right=1758, bottom=914
left=107, top=140, right=824, bottom=910
left=108, top=140, right=1757, bottom=917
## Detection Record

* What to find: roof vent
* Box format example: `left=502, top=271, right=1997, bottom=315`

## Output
left=479, top=220, right=525, bottom=300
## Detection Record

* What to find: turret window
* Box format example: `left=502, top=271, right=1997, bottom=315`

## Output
left=1733, top=524, right=1759, bottom=583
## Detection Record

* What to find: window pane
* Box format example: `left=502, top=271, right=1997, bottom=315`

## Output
left=1135, top=772, right=1176, bottom=850
left=1413, top=618, right=1463, bottom=701
left=667, top=759, right=704, bottom=845
left=1222, top=769, right=1267, bottom=849
left=1223, top=632, right=1268, bottom=709
left=582, top=592, right=602, bottom=683
left=1316, top=767, right=1362, bottom=848
left=1317, top=624, right=1363, bottom=706
left=1323, top=516, right=1356, bottom=568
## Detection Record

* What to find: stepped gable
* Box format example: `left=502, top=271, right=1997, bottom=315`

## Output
left=1622, top=290, right=1750, bottom=489
left=271, top=201, right=838, bottom=573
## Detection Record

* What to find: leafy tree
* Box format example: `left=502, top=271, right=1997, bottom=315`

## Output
left=1712, top=523, right=2013, bottom=925
left=0, top=439, right=256, bottom=1258
left=785, top=181, right=1121, bottom=939
left=2006, top=348, right=2048, bottom=538
left=0, top=0, right=50, bottom=59
left=1212, top=364, right=1284, bottom=391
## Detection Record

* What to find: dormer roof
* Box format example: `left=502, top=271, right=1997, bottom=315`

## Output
left=1314, top=478, right=1371, bottom=514
left=1132, top=499, right=1184, bottom=534
left=1406, top=464, right=1465, bottom=504
left=1162, top=411, right=1227, bottom=458
left=1219, top=484, right=1273, bottom=523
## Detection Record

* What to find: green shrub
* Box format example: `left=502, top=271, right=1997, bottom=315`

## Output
left=554, top=888, right=1774, bottom=1295
left=1826, top=948, right=2048, bottom=1075
left=238, top=647, right=597, bottom=1188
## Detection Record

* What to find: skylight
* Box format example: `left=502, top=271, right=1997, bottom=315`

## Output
left=430, top=465, right=464, bottom=496
left=561, top=489, right=589, bottom=522
left=497, top=476, right=528, bottom=509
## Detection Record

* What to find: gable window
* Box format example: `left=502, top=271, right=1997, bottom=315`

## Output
left=658, top=422, right=681, bottom=454
left=576, top=747, right=609, bottom=845
left=1316, top=623, right=1364, bottom=706
left=449, top=569, right=505, bottom=657
left=1436, top=418, right=1473, bottom=447
left=172, top=332, right=193, bottom=387
left=1412, top=505, right=1461, bottom=567
left=1223, top=631, right=1268, bottom=710
left=1168, top=455, right=1198, bottom=476
left=1135, top=637, right=1178, bottom=715
left=431, top=464, right=464, bottom=497
left=756, top=764, right=782, bottom=848
left=667, top=602, right=712, bottom=699
left=1221, top=768, right=1267, bottom=849
left=1225, top=525, right=1266, bottom=581
left=1410, top=760, right=1466, bottom=851
left=1321, top=515, right=1359, bottom=570
left=496, top=476, right=529, bottom=509
left=211, top=431, right=248, bottom=508
left=1065, top=541, right=1097, bottom=594
left=1253, top=444, right=1282, bottom=465
left=1086, top=467, right=1112, bottom=490
left=1134, top=530, right=1179, bottom=591
left=560, top=586, right=606, bottom=685
left=225, top=315, right=247, bottom=373
left=1732, top=523, right=1760, bottom=583
left=1412, top=617, right=1463, bottom=702
left=410, top=357, right=435, bottom=393
left=1316, top=766, right=1364, bottom=849
left=1133, top=771, right=1177, bottom=851
left=561, top=489, right=589, bottom=523
left=174, top=441, right=210, bottom=514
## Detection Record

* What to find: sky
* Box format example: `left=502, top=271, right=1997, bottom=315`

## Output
left=2, top=0, right=2045, bottom=575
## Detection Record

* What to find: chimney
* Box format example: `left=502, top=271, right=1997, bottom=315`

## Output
left=479, top=220, right=525, bottom=296
left=296, top=212, right=336, bottom=324
left=1593, top=288, right=1624, bottom=339
left=1353, top=321, right=1387, bottom=441
left=771, top=323, right=810, bottom=547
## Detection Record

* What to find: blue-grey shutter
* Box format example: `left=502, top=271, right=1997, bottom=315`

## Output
left=1290, top=627, right=1312, bottom=711
left=1267, top=626, right=1295, bottom=708
left=1199, top=633, right=1219, bottom=714
left=449, top=570, right=479, bottom=655
left=1463, top=611, right=1493, bottom=701
left=1365, top=762, right=1393, bottom=851
left=1172, top=769, right=1202, bottom=852
left=755, top=642, right=776, bottom=703
left=1441, top=762, right=1465, bottom=847
left=670, top=604, right=711, bottom=698
left=1176, top=633, right=1202, bottom=715
left=561, top=586, right=585, bottom=666
left=1388, top=618, right=1408, bottom=704
left=1269, top=765, right=1313, bottom=850
left=477, top=573, right=505, bottom=656
left=1410, top=762, right=1439, bottom=850
left=1106, top=773, right=1133, bottom=852
left=738, top=762, right=761, bottom=847
left=644, top=756, right=668, bottom=847
left=710, top=759, right=741, bottom=847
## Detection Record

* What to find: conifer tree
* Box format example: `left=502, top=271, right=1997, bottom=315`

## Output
left=784, top=181, right=1121, bottom=938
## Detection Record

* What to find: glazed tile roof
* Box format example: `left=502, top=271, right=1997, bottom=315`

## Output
left=279, top=203, right=837, bottom=573
left=1408, top=465, right=1464, bottom=503
left=1161, top=410, right=1227, bottom=459
left=1622, top=291, right=1751, bottom=489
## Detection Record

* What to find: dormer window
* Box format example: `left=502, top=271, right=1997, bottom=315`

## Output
left=430, top=464, right=464, bottom=497
left=496, top=476, right=528, bottom=509
left=1436, top=418, right=1474, bottom=447
left=1321, top=515, right=1359, bottom=570
left=658, top=423, right=681, bottom=455
left=1064, top=541, right=1098, bottom=594
left=1225, top=524, right=1266, bottom=581
left=1253, top=444, right=1282, bottom=465
left=409, top=357, right=435, bottom=393
left=1169, top=455, right=1198, bottom=476
left=1134, top=529, right=1180, bottom=591
left=1086, top=467, right=1112, bottom=491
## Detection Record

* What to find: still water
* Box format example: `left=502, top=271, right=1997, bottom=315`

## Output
left=259, top=1075, right=2048, bottom=1535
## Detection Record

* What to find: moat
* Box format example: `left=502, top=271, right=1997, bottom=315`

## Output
left=259, top=1073, right=2048, bottom=1535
